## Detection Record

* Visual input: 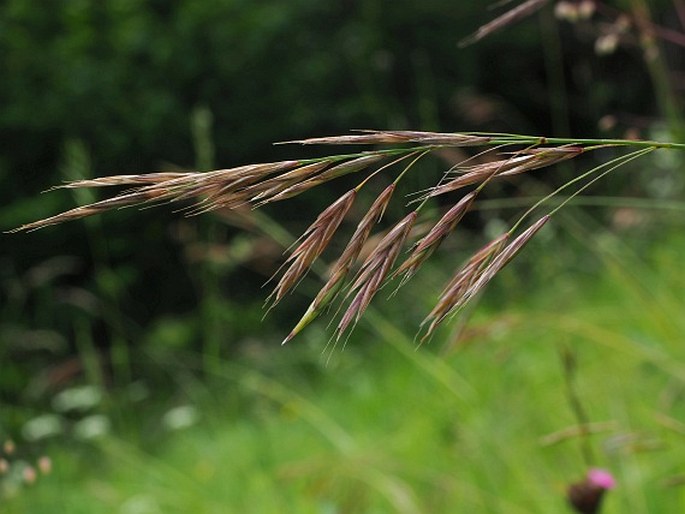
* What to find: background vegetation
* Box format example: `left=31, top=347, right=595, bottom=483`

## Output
left=1, top=0, right=684, bottom=512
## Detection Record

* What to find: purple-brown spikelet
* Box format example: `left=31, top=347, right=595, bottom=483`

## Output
left=421, top=232, right=510, bottom=340
left=460, top=0, right=549, bottom=47
left=334, top=184, right=397, bottom=272
left=419, top=215, right=549, bottom=339
left=282, top=184, right=397, bottom=343
left=249, top=161, right=331, bottom=204
left=9, top=160, right=304, bottom=231
left=269, top=189, right=356, bottom=304
left=185, top=161, right=303, bottom=212
left=463, top=215, right=551, bottom=302
left=336, top=210, right=418, bottom=338
left=8, top=188, right=168, bottom=232
left=394, top=191, right=477, bottom=283
left=428, top=146, right=583, bottom=198
left=51, top=171, right=193, bottom=189
left=188, top=161, right=333, bottom=213
left=444, top=215, right=550, bottom=317
left=263, top=155, right=384, bottom=204
left=285, top=130, right=492, bottom=147
left=157, top=160, right=301, bottom=204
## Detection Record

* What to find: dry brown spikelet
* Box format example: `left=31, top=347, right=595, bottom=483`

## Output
left=459, top=0, right=549, bottom=47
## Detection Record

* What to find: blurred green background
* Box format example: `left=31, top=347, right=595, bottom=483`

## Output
left=1, top=0, right=685, bottom=512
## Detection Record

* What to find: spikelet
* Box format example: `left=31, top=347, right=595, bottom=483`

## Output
left=268, top=190, right=356, bottom=305
left=428, top=146, right=583, bottom=198
left=420, top=215, right=550, bottom=340
left=459, top=0, right=549, bottom=47
left=283, top=130, right=492, bottom=146
left=283, top=184, right=397, bottom=343
left=336, top=211, right=418, bottom=339
left=394, top=191, right=477, bottom=283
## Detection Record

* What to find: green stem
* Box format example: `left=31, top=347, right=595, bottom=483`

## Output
left=559, top=345, right=596, bottom=468
left=510, top=147, right=654, bottom=234
left=542, top=138, right=684, bottom=150
left=539, top=5, right=571, bottom=137
left=547, top=148, right=655, bottom=217
left=293, top=136, right=685, bottom=170
left=488, top=135, right=685, bottom=150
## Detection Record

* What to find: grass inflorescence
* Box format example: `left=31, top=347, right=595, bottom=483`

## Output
left=10, top=130, right=685, bottom=342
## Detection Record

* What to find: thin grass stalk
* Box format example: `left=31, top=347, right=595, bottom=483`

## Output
left=459, top=0, right=549, bottom=47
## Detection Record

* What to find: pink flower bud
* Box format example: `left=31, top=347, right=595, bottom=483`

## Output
left=588, top=468, right=616, bottom=490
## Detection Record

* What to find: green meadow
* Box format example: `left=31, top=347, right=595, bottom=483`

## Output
left=5, top=216, right=685, bottom=514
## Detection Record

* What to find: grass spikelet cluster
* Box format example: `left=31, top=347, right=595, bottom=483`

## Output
left=10, top=130, right=685, bottom=342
